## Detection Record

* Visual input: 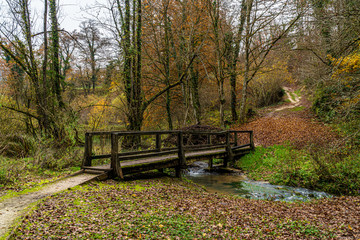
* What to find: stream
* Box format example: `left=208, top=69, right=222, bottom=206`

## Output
left=185, top=162, right=331, bottom=202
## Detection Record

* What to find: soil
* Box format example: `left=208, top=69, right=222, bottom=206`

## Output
left=0, top=173, right=101, bottom=237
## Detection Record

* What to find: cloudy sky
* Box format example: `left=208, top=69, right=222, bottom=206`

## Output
left=30, top=0, right=105, bottom=31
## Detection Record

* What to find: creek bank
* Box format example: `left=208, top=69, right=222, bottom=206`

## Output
left=185, top=161, right=331, bottom=202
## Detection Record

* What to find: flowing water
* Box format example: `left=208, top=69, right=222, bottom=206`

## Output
left=185, top=161, right=331, bottom=202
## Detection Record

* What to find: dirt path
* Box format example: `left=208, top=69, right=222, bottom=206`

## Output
left=0, top=172, right=102, bottom=237
left=272, top=86, right=301, bottom=113
left=233, top=86, right=340, bottom=148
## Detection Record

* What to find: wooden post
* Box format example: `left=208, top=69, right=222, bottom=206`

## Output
left=176, top=131, right=185, bottom=178
left=111, top=133, right=123, bottom=179
left=207, top=134, right=212, bottom=145
left=156, top=133, right=163, bottom=173
left=208, top=158, right=213, bottom=170
left=83, top=133, right=93, bottom=167
left=234, top=132, right=238, bottom=146
left=224, top=131, right=233, bottom=167
left=250, top=131, right=254, bottom=149
left=156, top=133, right=161, bottom=152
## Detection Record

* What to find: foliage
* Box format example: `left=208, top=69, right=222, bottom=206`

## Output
left=0, top=133, right=83, bottom=193
left=236, top=145, right=360, bottom=196
left=0, top=134, right=36, bottom=158
left=249, top=58, right=292, bottom=108
left=0, top=153, right=81, bottom=195
left=313, top=44, right=360, bottom=142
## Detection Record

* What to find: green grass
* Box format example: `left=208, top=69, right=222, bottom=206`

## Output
left=235, top=145, right=360, bottom=195
left=290, top=106, right=305, bottom=111
left=0, top=155, right=81, bottom=200
left=290, top=92, right=297, bottom=101
left=294, top=89, right=302, bottom=97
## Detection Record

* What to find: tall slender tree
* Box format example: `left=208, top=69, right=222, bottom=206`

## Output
left=0, top=0, right=68, bottom=140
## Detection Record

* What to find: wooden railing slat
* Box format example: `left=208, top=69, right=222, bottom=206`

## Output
left=83, top=129, right=254, bottom=178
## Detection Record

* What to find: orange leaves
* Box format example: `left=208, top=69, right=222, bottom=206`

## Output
left=234, top=116, right=340, bottom=148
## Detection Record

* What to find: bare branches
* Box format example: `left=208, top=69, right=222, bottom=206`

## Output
left=0, top=105, right=39, bottom=120
left=143, top=54, right=198, bottom=110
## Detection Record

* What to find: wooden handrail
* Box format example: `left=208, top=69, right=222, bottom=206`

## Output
left=84, top=129, right=254, bottom=177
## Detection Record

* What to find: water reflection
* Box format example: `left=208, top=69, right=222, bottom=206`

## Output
left=185, top=161, right=331, bottom=202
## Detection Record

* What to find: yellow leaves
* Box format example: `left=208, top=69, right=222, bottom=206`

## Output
left=88, top=97, right=111, bottom=131
left=331, top=43, right=360, bottom=78
left=254, top=57, right=294, bottom=84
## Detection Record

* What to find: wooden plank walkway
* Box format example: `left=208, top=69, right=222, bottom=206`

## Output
left=82, top=130, right=254, bottom=178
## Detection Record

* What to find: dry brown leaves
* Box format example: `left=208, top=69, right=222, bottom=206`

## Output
left=12, top=178, right=360, bottom=239
left=234, top=116, right=341, bottom=148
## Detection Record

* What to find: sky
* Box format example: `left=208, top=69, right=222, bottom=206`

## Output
left=30, top=0, right=105, bottom=31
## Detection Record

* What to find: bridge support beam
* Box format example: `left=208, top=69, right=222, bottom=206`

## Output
left=208, top=158, right=213, bottom=170
left=176, top=132, right=186, bottom=178
left=175, top=167, right=182, bottom=178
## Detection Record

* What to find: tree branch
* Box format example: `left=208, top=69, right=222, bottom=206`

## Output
left=249, top=13, right=303, bottom=82
left=0, top=105, right=39, bottom=120
left=293, top=47, right=330, bottom=66
left=143, top=54, right=197, bottom=110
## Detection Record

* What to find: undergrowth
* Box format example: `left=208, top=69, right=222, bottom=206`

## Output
left=0, top=137, right=83, bottom=194
left=235, top=144, right=360, bottom=196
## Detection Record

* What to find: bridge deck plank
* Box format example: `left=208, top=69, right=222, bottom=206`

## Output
left=83, top=147, right=251, bottom=173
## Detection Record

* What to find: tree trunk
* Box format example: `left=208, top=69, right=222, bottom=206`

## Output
left=49, top=0, right=64, bottom=108
left=229, top=0, right=247, bottom=122
left=190, top=65, right=201, bottom=124
left=239, top=0, right=253, bottom=122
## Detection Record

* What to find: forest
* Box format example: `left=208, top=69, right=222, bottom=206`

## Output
left=0, top=0, right=360, bottom=239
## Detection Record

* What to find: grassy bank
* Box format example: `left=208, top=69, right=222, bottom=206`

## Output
left=11, top=177, right=360, bottom=239
left=235, top=145, right=360, bottom=196
left=0, top=145, right=82, bottom=197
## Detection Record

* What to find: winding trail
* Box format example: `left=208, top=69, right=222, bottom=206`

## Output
left=0, top=172, right=103, bottom=237
left=267, top=86, right=302, bottom=116
left=233, top=86, right=340, bottom=148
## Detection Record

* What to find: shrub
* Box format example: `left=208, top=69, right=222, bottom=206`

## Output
left=250, top=79, right=284, bottom=107
left=0, top=134, right=36, bottom=158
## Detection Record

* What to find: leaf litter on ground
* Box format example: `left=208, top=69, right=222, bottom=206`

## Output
left=11, top=177, right=360, bottom=239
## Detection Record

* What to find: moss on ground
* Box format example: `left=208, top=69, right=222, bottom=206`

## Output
left=10, top=177, right=360, bottom=239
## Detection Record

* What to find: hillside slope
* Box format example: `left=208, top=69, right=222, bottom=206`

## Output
left=233, top=86, right=341, bottom=148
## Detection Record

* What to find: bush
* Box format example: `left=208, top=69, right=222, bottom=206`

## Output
left=0, top=133, right=83, bottom=190
left=250, top=78, right=284, bottom=107
left=0, top=134, right=36, bottom=158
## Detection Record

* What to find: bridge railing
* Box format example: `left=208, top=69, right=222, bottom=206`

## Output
left=83, top=130, right=254, bottom=177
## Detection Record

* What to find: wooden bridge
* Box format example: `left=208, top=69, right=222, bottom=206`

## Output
left=81, top=130, right=254, bottom=178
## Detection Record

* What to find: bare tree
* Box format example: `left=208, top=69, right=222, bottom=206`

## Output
left=0, top=0, right=69, bottom=140
left=238, top=0, right=302, bottom=121
left=76, top=20, right=109, bottom=92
